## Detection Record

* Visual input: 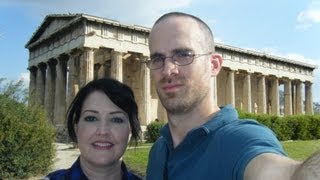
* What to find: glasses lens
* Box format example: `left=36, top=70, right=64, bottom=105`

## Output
left=147, top=57, right=163, bottom=69
left=173, top=52, right=194, bottom=66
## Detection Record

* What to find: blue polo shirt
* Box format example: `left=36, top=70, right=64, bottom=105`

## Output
left=146, top=105, right=286, bottom=180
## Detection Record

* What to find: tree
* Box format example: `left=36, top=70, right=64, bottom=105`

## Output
left=0, top=78, right=55, bottom=179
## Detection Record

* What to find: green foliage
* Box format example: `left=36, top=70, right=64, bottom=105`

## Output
left=238, top=109, right=320, bottom=141
left=0, top=78, right=28, bottom=103
left=123, top=147, right=150, bottom=177
left=282, top=140, right=320, bottom=161
left=0, top=79, right=55, bottom=179
left=145, top=120, right=166, bottom=143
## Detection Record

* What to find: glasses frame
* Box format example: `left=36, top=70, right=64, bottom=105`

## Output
left=144, top=52, right=212, bottom=70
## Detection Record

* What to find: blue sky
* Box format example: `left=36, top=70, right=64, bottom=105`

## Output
left=0, top=0, right=319, bottom=102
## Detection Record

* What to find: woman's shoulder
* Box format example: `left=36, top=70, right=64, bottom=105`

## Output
left=127, top=171, right=143, bottom=180
left=44, top=169, right=69, bottom=179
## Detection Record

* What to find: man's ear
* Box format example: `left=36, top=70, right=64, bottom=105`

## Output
left=210, top=54, right=223, bottom=76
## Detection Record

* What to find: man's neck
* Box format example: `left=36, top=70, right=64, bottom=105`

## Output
left=168, top=104, right=220, bottom=148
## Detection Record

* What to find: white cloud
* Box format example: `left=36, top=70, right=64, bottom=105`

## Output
left=19, top=72, right=29, bottom=88
left=296, top=1, right=320, bottom=30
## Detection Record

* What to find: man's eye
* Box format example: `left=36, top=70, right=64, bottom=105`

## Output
left=84, top=116, right=97, bottom=122
left=151, top=56, right=164, bottom=63
left=175, top=51, right=193, bottom=58
left=111, top=117, right=125, bottom=123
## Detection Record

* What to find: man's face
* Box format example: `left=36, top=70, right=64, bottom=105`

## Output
left=149, top=16, right=213, bottom=114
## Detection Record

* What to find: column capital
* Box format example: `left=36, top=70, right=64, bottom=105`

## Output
left=111, top=49, right=125, bottom=56
left=28, top=65, right=38, bottom=72
left=58, top=53, right=69, bottom=61
left=37, top=62, right=47, bottom=69
left=47, top=58, right=57, bottom=66
left=69, top=48, right=82, bottom=57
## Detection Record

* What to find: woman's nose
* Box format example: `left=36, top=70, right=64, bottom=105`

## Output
left=96, top=121, right=111, bottom=135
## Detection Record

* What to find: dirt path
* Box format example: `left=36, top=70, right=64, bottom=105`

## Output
left=51, top=143, right=80, bottom=171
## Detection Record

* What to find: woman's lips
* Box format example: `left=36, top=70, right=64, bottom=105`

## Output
left=92, top=141, right=113, bottom=150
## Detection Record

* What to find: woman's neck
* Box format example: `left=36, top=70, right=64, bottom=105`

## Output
left=80, top=156, right=123, bottom=180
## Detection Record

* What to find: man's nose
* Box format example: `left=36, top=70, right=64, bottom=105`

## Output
left=161, top=58, right=178, bottom=76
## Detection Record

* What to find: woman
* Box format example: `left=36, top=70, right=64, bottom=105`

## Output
left=46, top=78, right=142, bottom=180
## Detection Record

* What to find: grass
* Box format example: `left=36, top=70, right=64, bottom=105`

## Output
left=123, top=146, right=151, bottom=177
left=282, top=139, right=320, bottom=161
left=124, top=140, right=320, bottom=177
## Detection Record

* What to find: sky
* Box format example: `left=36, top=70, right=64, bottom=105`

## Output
left=0, top=0, right=319, bottom=102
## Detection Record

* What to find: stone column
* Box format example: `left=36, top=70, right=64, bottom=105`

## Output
left=212, top=76, right=217, bottom=105
left=111, top=50, right=123, bottom=82
left=271, top=77, right=280, bottom=115
left=226, top=69, right=235, bottom=106
left=96, top=61, right=107, bottom=79
left=292, top=83, right=296, bottom=114
left=28, top=66, right=37, bottom=106
left=54, top=56, right=67, bottom=125
left=140, top=56, right=151, bottom=126
left=157, top=100, right=167, bottom=122
left=44, top=60, right=57, bottom=123
left=257, top=75, right=267, bottom=113
left=80, top=48, right=94, bottom=87
left=305, top=82, right=314, bottom=114
left=296, top=81, right=303, bottom=114
left=284, top=79, right=292, bottom=115
left=67, top=54, right=77, bottom=109
left=36, top=63, right=46, bottom=106
left=243, top=72, right=252, bottom=112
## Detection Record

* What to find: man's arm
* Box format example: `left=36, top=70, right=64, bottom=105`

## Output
left=291, top=150, right=320, bottom=180
left=244, top=153, right=300, bottom=180
left=244, top=152, right=320, bottom=180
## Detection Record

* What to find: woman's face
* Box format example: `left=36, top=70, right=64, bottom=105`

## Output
left=75, top=90, right=131, bottom=167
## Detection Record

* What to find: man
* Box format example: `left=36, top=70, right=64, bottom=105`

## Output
left=145, top=12, right=320, bottom=180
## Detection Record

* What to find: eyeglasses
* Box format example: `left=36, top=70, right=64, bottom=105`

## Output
left=144, top=51, right=212, bottom=70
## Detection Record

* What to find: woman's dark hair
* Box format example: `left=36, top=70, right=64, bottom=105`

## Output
left=67, top=78, right=141, bottom=144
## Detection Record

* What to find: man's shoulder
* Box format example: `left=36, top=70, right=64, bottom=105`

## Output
left=150, top=136, right=167, bottom=150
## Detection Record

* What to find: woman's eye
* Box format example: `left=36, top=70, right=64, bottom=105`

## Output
left=84, top=116, right=97, bottom=122
left=111, top=117, right=125, bottom=123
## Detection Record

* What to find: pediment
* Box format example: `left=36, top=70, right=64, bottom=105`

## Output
left=25, top=14, right=80, bottom=48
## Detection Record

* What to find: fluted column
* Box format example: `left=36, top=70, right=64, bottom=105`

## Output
left=136, top=57, right=151, bottom=126
left=54, top=56, right=67, bottom=125
left=80, top=48, right=94, bottom=87
left=111, top=50, right=123, bottom=82
left=284, top=79, right=292, bottom=115
left=157, top=100, right=167, bottom=122
left=243, top=72, right=252, bottom=112
left=305, top=82, right=313, bottom=114
left=36, top=63, right=46, bottom=106
left=96, top=63, right=106, bottom=79
left=296, top=81, right=303, bottom=114
left=212, top=76, right=217, bottom=105
left=271, top=77, right=280, bottom=115
left=28, top=66, right=37, bottom=106
left=44, top=60, right=56, bottom=123
left=226, top=70, right=235, bottom=106
left=257, top=75, right=267, bottom=113
left=67, top=54, right=78, bottom=109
